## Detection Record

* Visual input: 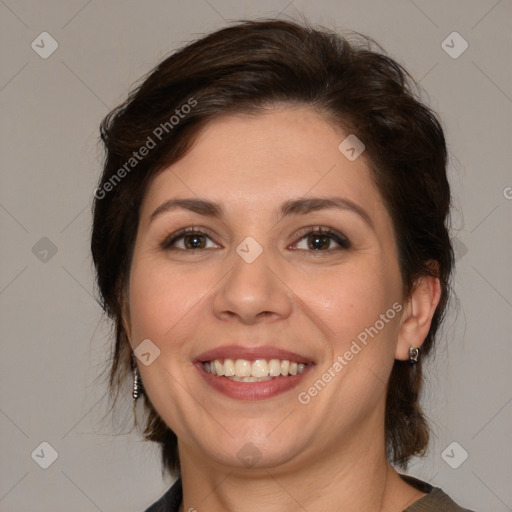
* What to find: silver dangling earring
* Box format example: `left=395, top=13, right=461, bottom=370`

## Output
left=409, top=346, right=420, bottom=364
left=131, top=354, right=143, bottom=400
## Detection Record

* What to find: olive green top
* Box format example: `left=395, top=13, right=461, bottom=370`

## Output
left=401, top=475, right=475, bottom=511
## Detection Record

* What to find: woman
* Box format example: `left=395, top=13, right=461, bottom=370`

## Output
left=91, top=19, right=475, bottom=512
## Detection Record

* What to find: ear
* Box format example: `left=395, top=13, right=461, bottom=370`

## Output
left=396, top=269, right=442, bottom=361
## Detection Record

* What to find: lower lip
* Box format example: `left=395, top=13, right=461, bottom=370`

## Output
left=196, top=363, right=312, bottom=400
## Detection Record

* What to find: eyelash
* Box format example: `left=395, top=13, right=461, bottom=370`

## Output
left=160, top=226, right=351, bottom=252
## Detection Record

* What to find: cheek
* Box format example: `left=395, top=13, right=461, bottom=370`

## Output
left=127, top=257, right=208, bottom=346
left=305, top=266, right=400, bottom=412
left=292, top=262, right=395, bottom=337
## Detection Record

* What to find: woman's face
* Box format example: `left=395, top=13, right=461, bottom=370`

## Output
left=127, top=106, right=405, bottom=471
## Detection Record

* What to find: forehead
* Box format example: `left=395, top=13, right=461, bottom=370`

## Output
left=141, top=106, right=386, bottom=221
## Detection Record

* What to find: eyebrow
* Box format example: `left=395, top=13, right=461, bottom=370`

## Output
left=150, top=196, right=374, bottom=229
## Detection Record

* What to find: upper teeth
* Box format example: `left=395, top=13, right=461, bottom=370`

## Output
left=204, top=359, right=306, bottom=378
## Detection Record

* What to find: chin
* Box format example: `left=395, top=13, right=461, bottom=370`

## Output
left=191, top=425, right=309, bottom=471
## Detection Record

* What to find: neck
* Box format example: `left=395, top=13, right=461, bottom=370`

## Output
left=177, top=420, right=424, bottom=512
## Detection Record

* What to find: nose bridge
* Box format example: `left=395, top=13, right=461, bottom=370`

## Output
left=212, top=235, right=292, bottom=323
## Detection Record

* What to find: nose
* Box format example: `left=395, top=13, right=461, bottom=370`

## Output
left=212, top=243, right=293, bottom=325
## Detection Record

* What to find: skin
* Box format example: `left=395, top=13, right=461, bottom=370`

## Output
left=125, top=106, right=441, bottom=512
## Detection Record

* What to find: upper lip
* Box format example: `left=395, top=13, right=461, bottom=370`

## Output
left=195, top=345, right=313, bottom=364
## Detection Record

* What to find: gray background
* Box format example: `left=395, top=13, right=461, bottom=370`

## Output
left=1, top=0, right=511, bottom=511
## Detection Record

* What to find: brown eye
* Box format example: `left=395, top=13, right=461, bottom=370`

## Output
left=183, top=233, right=207, bottom=249
left=307, top=233, right=331, bottom=250
left=292, top=228, right=350, bottom=251
left=162, top=228, right=219, bottom=251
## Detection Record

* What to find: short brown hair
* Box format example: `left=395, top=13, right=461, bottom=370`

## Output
left=91, top=18, right=454, bottom=475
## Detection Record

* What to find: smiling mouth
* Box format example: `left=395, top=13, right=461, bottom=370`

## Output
left=203, top=358, right=307, bottom=382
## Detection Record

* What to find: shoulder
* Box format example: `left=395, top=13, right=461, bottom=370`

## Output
left=143, top=478, right=182, bottom=512
left=401, top=474, right=476, bottom=512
